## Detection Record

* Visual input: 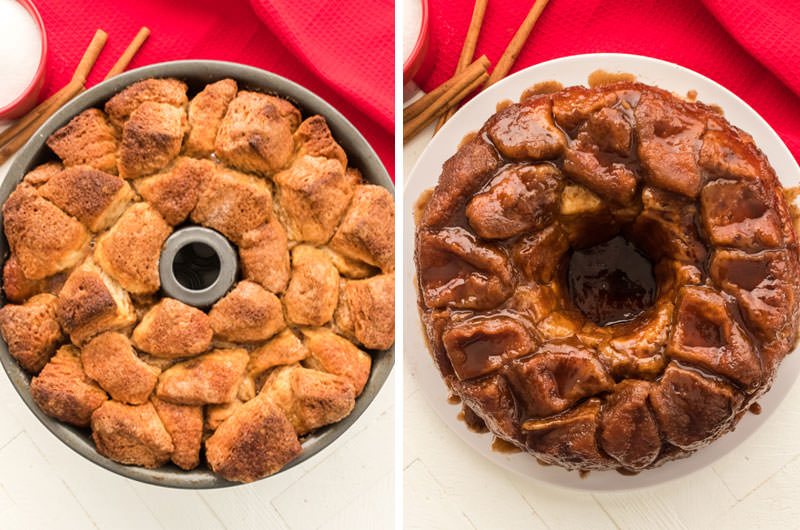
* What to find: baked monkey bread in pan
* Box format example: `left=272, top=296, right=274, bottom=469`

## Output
left=0, top=77, right=395, bottom=483
left=414, top=82, right=800, bottom=473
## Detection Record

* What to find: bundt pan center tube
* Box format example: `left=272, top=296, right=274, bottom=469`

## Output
left=0, top=60, right=394, bottom=488
left=159, top=227, right=237, bottom=308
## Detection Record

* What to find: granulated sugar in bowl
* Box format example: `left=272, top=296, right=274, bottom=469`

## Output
left=0, top=0, right=46, bottom=118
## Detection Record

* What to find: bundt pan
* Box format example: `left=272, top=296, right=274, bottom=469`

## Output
left=0, top=60, right=394, bottom=488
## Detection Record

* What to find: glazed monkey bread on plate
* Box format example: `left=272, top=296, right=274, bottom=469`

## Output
left=414, top=81, right=800, bottom=473
left=0, top=77, right=395, bottom=483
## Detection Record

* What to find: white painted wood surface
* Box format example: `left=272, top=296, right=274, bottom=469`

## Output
left=403, top=121, right=800, bottom=530
left=0, top=152, right=395, bottom=530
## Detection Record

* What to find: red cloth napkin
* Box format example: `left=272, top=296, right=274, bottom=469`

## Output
left=418, top=0, right=800, bottom=164
left=249, top=0, right=394, bottom=133
left=33, top=0, right=394, bottom=178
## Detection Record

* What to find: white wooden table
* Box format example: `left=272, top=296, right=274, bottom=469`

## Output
left=403, top=119, right=800, bottom=530
left=0, top=149, right=394, bottom=530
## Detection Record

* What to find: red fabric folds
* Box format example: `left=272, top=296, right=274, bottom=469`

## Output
left=33, top=0, right=394, bottom=177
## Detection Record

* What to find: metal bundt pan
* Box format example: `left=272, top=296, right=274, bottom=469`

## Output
left=0, top=60, right=394, bottom=488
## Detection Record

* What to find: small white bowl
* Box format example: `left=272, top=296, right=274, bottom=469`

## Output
left=0, top=0, right=47, bottom=120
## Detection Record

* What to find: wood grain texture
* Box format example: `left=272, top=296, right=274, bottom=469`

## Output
left=0, top=368, right=393, bottom=530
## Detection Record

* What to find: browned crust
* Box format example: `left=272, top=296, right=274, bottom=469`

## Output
left=205, top=392, right=301, bottom=482
left=190, top=166, right=272, bottom=245
left=94, top=203, right=172, bottom=294
left=38, top=166, right=134, bottom=232
left=183, top=78, right=238, bottom=158
left=214, top=91, right=300, bottom=175
left=2, top=76, right=394, bottom=483
left=284, top=245, right=340, bottom=326
left=134, top=157, right=216, bottom=225
left=239, top=219, right=291, bottom=294
left=247, top=329, right=309, bottom=381
left=329, top=184, right=395, bottom=273
left=117, top=102, right=188, bottom=179
left=55, top=259, right=136, bottom=345
left=322, top=246, right=378, bottom=279
left=90, top=400, right=174, bottom=468
left=0, top=294, right=64, bottom=373
left=151, top=396, right=203, bottom=470
left=2, top=255, right=47, bottom=304
left=104, top=78, right=188, bottom=130
left=209, top=281, right=285, bottom=342
left=273, top=155, right=359, bottom=244
left=334, top=273, right=395, bottom=351
left=132, top=298, right=213, bottom=358
left=301, top=327, right=372, bottom=396
left=2, top=184, right=90, bottom=280
left=22, top=161, right=63, bottom=187
left=205, top=399, right=243, bottom=434
left=294, top=115, right=347, bottom=168
left=81, top=332, right=160, bottom=404
left=155, top=349, right=249, bottom=405
left=30, top=345, right=107, bottom=426
left=260, top=364, right=355, bottom=435
left=46, top=108, right=119, bottom=174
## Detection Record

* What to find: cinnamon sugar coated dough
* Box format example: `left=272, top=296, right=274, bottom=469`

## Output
left=0, top=77, right=395, bottom=483
left=415, top=81, right=800, bottom=473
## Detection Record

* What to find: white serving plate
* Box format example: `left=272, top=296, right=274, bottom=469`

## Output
left=402, top=53, right=800, bottom=490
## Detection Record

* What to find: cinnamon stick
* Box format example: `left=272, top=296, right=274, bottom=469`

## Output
left=403, top=55, right=489, bottom=123
left=72, top=29, right=109, bottom=84
left=0, top=84, right=74, bottom=148
left=404, top=72, right=489, bottom=143
left=435, top=0, right=488, bottom=131
left=485, top=0, right=550, bottom=88
left=0, top=81, right=84, bottom=165
left=0, top=30, right=107, bottom=151
left=104, top=27, right=150, bottom=80
left=0, top=30, right=108, bottom=164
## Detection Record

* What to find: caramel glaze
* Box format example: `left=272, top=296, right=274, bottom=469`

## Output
left=458, top=131, right=479, bottom=150
left=414, top=188, right=434, bottom=226
left=783, top=185, right=800, bottom=236
left=521, top=81, right=564, bottom=101
left=491, top=437, right=522, bottom=454
left=459, top=405, right=489, bottom=433
left=568, top=236, right=656, bottom=326
left=496, top=99, right=514, bottom=112
left=588, top=70, right=636, bottom=87
left=414, top=80, right=800, bottom=474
